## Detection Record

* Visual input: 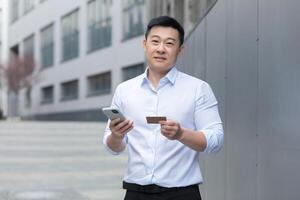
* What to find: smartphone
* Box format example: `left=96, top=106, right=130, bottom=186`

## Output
left=102, top=107, right=126, bottom=121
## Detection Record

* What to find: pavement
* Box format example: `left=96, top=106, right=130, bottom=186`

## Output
left=0, top=121, right=127, bottom=200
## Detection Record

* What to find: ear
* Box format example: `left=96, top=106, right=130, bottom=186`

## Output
left=143, top=39, right=147, bottom=52
left=177, top=45, right=184, bottom=56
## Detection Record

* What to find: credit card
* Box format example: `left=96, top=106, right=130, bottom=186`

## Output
left=146, top=116, right=167, bottom=124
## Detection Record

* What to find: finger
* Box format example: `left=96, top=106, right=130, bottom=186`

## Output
left=161, top=124, right=176, bottom=132
left=122, top=125, right=134, bottom=135
left=161, top=130, right=173, bottom=139
left=159, top=121, right=167, bottom=125
left=160, top=120, right=177, bottom=127
left=120, top=121, right=134, bottom=133
left=110, top=118, right=121, bottom=126
left=115, top=119, right=131, bottom=130
left=160, top=126, right=173, bottom=135
left=117, top=123, right=133, bottom=138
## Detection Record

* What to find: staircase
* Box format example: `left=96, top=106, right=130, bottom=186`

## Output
left=0, top=121, right=127, bottom=200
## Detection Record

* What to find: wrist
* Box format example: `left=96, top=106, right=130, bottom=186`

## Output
left=110, top=132, right=125, bottom=141
left=177, top=127, right=185, bottom=141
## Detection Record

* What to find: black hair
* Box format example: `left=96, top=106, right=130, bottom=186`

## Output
left=145, top=16, right=185, bottom=46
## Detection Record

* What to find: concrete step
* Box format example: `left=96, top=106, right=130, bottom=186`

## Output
left=0, top=121, right=127, bottom=200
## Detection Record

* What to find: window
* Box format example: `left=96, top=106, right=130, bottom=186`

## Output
left=23, top=0, right=35, bottom=14
left=41, top=85, right=54, bottom=104
left=0, top=43, right=1, bottom=63
left=10, top=0, right=19, bottom=23
left=23, top=34, right=35, bottom=69
left=122, top=0, right=145, bottom=40
left=61, top=80, right=79, bottom=101
left=87, top=71, right=111, bottom=96
left=25, top=87, right=31, bottom=108
left=122, top=63, right=144, bottom=81
left=0, top=9, right=2, bottom=41
left=61, top=10, right=79, bottom=62
left=40, top=24, right=54, bottom=68
left=186, top=0, right=217, bottom=33
left=87, top=0, right=112, bottom=52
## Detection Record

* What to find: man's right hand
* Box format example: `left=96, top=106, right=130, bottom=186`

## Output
left=107, top=118, right=133, bottom=153
left=109, top=118, right=134, bottom=140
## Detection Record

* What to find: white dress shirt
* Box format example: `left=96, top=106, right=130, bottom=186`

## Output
left=103, top=67, right=224, bottom=187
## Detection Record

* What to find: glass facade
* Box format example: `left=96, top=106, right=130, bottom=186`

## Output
left=23, top=34, right=35, bottom=68
left=87, top=0, right=112, bottom=52
left=25, top=87, right=31, bottom=108
left=61, top=80, right=79, bottom=101
left=122, top=63, right=144, bottom=81
left=10, top=0, right=19, bottom=23
left=23, top=0, right=35, bottom=14
left=40, top=24, right=54, bottom=68
left=87, top=71, right=111, bottom=96
left=61, top=10, right=79, bottom=62
left=41, top=85, right=54, bottom=104
left=122, top=0, right=145, bottom=40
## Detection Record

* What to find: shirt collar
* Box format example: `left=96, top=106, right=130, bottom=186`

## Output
left=140, top=66, right=178, bottom=86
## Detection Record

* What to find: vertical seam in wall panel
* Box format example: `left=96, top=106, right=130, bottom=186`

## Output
left=224, top=0, right=229, bottom=199
left=255, top=0, right=260, bottom=199
left=204, top=17, right=207, bottom=81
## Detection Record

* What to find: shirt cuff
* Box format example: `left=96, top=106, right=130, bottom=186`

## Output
left=201, top=129, right=223, bottom=154
left=103, top=134, right=125, bottom=155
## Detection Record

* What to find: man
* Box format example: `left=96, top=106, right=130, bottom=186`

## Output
left=103, top=16, right=224, bottom=200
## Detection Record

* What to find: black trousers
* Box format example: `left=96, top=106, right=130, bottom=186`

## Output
left=123, top=182, right=202, bottom=200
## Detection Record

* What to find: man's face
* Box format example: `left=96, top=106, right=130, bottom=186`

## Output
left=143, top=26, right=183, bottom=73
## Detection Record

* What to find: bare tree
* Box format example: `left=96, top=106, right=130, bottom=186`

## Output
left=0, top=54, right=39, bottom=117
left=0, top=54, right=38, bottom=94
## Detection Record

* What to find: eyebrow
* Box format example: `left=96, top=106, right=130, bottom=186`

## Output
left=150, top=35, right=177, bottom=42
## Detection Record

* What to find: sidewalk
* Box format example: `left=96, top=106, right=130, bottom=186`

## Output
left=0, top=121, right=127, bottom=200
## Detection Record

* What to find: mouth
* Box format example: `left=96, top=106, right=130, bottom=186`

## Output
left=153, top=56, right=167, bottom=62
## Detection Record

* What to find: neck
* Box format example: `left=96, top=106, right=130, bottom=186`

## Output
left=147, top=68, right=170, bottom=88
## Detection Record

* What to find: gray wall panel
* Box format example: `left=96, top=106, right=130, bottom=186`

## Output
left=178, top=0, right=300, bottom=199
left=226, top=0, right=258, bottom=199
left=258, top=0, right=300, bottom=199
left=202, top=0, right=227, bottom=200
left=177, top=18, right=206, bottom=80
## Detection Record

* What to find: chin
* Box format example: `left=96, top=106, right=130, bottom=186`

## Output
left=151, top=65, right=172, bottom=72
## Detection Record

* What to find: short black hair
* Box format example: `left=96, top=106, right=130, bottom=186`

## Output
left=145, top=16, right=185, bottom=46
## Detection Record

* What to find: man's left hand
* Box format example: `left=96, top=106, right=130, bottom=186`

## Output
left=159, top=120, right=183, bottom=140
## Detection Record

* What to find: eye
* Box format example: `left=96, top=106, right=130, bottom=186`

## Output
left=151, top=40, right=159, bottom=44
left=166, top=42, right=175, bottom=46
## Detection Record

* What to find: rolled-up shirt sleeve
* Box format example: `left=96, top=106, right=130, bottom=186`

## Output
left=102, top=85, right=127, bottom=155
left=194, top=82, right=224, bottom=154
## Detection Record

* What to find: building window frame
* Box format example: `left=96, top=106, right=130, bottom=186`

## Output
left=61, top=9, right=79, bottom=62
left=23, top=34, right=35, bottom=70
left=25, top=87, right=32, bottom=108
left=41, top=85, right=54, bottom=105
left=23, top=0, right=35, bottom=15
left=10, top=0, right=20, bottom=23
left=87, top=71, right=111, bottom=97
left=122, top=0, right=145, bottom=41
left=40, top=23, right=54, bottom=69
left=60, top=80, right=79, bottom=101
left=87, top=0, right=112, bottom=53
left=122, top=63, right=145, bottom=81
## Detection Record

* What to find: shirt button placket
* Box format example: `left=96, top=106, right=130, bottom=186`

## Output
left=150, top=90, right=159, bottom=184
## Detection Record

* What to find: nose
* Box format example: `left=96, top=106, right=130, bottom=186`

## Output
left=156, top=42, right=166, bottom=54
